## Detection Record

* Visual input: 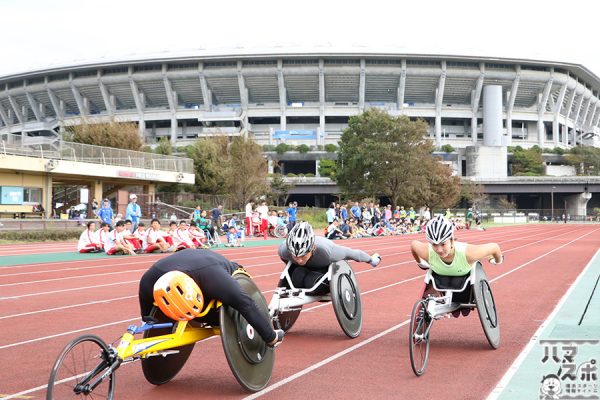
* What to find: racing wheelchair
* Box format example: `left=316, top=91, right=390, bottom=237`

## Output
left=46, top=270, right=275, bottom=398
left=408, top=260, right=500, bottom=376
left=269, top=260, right=362, bottom=338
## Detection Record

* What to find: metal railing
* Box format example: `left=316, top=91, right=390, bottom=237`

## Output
left=0, top=133, right=193, bottom=173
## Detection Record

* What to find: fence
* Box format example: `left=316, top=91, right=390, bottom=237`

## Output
left=0, top=132, right=193, bottom=173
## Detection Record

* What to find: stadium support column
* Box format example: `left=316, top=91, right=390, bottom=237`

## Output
left=572, top=88, right=585, bottom=146
left=465, top=85, right=507, bottom=179
left=44, top=173, right=53, bottom=219
left=553, top=83, right=567, bottom=146
left=143, top=183, right=156, bottom=208
left=130, top=72, right=146, bottom=140
left=319, top=59, right=325, bottom=144
left=506, top=66, right=520, bottom=140
left=471, top=63, right=485, bottom=144
left=0, top=103, right=9, bottom=128
left=238, top=61, right=249, bottom=138
left=397, top=60, right=406, bottom=112
left=359, top=59, right=365, bottom=113
left=98, top=74, right=114, bottom=119
left=564, top=81, right=577, bottom=146
left=537, top=77, right=553, bottom=147
left=88, top=180, right=103, bottom=219
left=163, top=67, right=178, bottom=144
left=199, top=63, right=212, bottom=112
left=277, top=60, right=286, bottom=132
left=434, top=61, right=446, bottom=149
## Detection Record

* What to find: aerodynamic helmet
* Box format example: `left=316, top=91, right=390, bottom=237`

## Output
left=153, top=271, right=204, bottom=321
left=286, top=221, right=315, bottom=257
left=425, top=215, right=454, bottom=244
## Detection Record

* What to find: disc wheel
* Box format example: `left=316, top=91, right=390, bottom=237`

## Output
left=47, top=334, right=115, bottom=399
left=409, top=299, right=432, bottom=376
left=220, top=273, right=275, bottom=392
left=141, top=307, right=195, bottom=385
left=330, top=261, right=362, bottom=338
left=475, top=278, right=500, bottom=349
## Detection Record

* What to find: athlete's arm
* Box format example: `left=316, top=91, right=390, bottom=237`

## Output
left=410, top=240, right=429, bottom=263
left=465, top=243, right=502, bottom=264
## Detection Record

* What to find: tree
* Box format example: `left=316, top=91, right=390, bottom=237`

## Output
left=460, top=179, right=488, bottom=207
left=565, top=146, right=600, bottom=175
left=155, top=137, right=173, bottom=155
left=335, top=109, right=460, bottom=208
left=222, top=136, right=268, bottom=208
left=67, top=121, right=143, bottom=151
left=184, top=137, right=228, bottom=194
left=318, top=159, right=337, bottom=178
left=268, top=173, right=292, bottom=206
left=510, top=146, right=545, bottom=175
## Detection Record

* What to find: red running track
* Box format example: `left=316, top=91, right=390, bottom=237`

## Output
left=0, top=224, right=598, bottom=400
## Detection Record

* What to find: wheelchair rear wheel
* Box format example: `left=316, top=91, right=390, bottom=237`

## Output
left=409, top=299, right=432, bottom=376
left=475, top=278, right=500, bottom=349
left=141, top=307, right=196, bottom=385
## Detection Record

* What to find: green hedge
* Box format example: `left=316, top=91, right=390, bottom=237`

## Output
left=0, top=229, right=82, bottom=242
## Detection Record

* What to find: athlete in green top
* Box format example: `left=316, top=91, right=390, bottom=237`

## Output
left=410, top=215, right=503, bottom=276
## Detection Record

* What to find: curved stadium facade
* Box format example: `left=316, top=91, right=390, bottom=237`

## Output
left=2, top=50, right=600, bottom=211
left=1, top=50, right=600, bottom=149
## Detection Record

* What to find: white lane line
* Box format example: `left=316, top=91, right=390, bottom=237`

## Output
left=243, top=320, right=411, bottom=400
left=0, top=280, right=139, bottom=300
left=0, top=318, right=138, bottom=350
left=244, top=227, right=600, bottom=399
left=0, top=295, right=137, bottom=320
left=0, top=269, right=146, bottom=287
left=486, top=247, right=600, bottom=399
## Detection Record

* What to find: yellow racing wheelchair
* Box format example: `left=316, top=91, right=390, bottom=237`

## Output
left=46, top=270, right=275, bottom=398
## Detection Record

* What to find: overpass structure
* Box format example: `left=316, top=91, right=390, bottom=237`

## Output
left=0, top=132, right=194, bottom=218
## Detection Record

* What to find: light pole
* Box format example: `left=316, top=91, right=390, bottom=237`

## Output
left=551, top=186, right=556, bottom=222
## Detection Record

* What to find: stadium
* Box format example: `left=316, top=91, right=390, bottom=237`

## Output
left=1, top=49, right=600, bottom=210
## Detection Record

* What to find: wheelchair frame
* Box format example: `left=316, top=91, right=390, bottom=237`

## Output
left=46, top=270, right=273, bottom=398
left=408, top=261, right=499, bottom=376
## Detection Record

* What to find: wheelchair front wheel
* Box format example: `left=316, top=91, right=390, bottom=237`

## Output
left=47, top=334, right=116, bottom=399
left=409, top=299, right=432, bottom=376
left=275, top=307, right=302, bottom=332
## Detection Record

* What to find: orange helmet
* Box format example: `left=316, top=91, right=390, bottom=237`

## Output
left=153, top=271, right=204, bottom=321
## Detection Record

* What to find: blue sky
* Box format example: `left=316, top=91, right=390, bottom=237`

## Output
left=2, top=0, right=599, bottom=78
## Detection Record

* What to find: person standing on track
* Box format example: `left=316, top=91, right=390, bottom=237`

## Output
left=278, top=222, right=381, bottom=294
left=138, top=248, right=284, bottom=347
left=410, top=215, right=503, bottom=315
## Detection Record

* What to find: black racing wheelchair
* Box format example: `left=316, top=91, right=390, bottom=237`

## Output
left=268, top=260, right=362, bottom=338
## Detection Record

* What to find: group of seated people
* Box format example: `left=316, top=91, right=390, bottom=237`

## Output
left=326, top=216, right=428, bottom=240
left=77, top=219, right=213, bottom=255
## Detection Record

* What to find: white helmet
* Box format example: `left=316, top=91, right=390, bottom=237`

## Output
left=286, top=221, right=315, bottom=257
left=426, top=215, right=454, bottom=244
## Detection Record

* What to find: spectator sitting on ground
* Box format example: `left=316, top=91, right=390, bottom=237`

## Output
left=326, top=219, right=347, bottom=240
left=134, top=223, right=149, bottom=252
left=225, top=226, right=244, bottom=247
left=187, top=221, right=209, bottom=249
left=122, top=219, right=143, bottom=252
left=146, top=218, right=172, bottom=253
left=104, top=220, right=136, bottom=255
left=171, top=220, right=196, bottom=250
left=77, top=221, right=103, bottom=253
left=95, top=222, right=110, bottom=250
